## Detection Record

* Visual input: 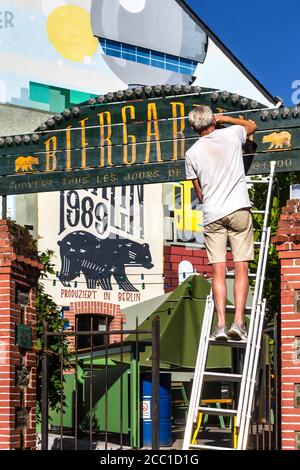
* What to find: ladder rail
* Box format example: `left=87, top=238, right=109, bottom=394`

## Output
left=238, top=228, right=271, bottom=448
left=183, top=162, right=276, bottom=450
left=228, top=165, right=275, bottom=436
left=240, top=299, right=267, bottom=449
left=251, top=161, right=276, bottom=312
left=237, top=300, right=262, bottom=448
left=183, top=293, right=214, bottom=449
left=193, top=297, right=215, bottom=421
left=236, top=301, right=262, bottom=436
left=243, top=299, right=267, bottom=449
left=192, top=293, right=214, bottom=420
left=237, top=223, right=272, bottom=435
left=257, top=227, right=272, bottom=304
left=182, top=295, right=208, bottom=449
left=236, top=223, right=271, bottom=430
left=236, top=162, right=276, bottom=429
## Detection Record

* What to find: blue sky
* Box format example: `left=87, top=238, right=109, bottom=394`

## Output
left=186, top=0, right=299, bottom=106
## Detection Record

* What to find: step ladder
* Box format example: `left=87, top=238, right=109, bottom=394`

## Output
left=183, top=161, right=276, bottom=451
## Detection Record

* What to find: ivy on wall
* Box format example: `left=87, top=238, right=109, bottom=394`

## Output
left=35, top=250, right=70, bottom=414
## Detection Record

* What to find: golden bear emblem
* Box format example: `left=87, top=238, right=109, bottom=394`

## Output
left=15, top=156, right=39, bottom=172
left=262, top=131, right=292, bottom=151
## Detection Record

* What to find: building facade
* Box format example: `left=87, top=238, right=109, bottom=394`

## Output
left=0, top=0, right=275, bottom=314
left=7, top=0, right=300, bottom=451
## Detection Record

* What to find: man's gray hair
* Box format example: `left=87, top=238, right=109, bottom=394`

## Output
left=189, top=105, right=214, bottom=134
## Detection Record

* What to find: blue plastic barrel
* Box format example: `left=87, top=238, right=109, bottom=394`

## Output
left=141, top=372, right=172, bottom=447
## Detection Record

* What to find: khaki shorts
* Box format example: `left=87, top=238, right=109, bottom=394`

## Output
left=204, top=209, right=254, bottom=264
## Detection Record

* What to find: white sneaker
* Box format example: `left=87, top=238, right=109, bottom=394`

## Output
left=210, top=326, right=228, bottom=342
left=228, top=323, right=247, bottom=341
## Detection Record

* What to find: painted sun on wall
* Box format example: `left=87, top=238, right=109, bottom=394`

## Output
left=45, top=1, right=98, bottom=63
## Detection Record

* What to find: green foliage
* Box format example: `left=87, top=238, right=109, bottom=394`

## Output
left=249, top=172, right=300, bottom=321
left=35, top=250, right=70, bottom=414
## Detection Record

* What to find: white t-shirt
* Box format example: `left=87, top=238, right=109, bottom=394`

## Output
left=185, top=125, right=251, bottom=226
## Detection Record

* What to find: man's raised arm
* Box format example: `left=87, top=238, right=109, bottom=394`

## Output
left=216, top=115, right=257, bottom=136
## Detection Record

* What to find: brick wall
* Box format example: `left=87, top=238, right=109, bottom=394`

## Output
left=164, top=244, right=235, bottom=292
left=272, top=200, right=300, bottom=450
left=0, top=220, right=42, bottom=450
left=64, top=301, right=126, bottom=348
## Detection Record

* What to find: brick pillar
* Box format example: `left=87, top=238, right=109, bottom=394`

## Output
left=0, top=220, right=42, bottom=450
left=273, top=199, right=300, bottom=450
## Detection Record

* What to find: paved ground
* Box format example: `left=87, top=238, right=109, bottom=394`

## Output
left=37, top=426, right=233, bottom=450
left=171, top=426, right=233, bottom=450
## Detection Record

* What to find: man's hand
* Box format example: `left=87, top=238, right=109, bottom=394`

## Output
left=215, top=114, right=228, bottom=124
left=215, top=114, right=257, bottom=136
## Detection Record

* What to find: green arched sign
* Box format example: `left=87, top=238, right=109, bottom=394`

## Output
left=0, top=86, right=298, bottom=195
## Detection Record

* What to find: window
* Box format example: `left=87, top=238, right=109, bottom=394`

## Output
left=295, top=384, right=300, bottom=408
left=76, top=315, right=109, bottom=350
left=178, top=260, right=194, bottom=285
left=61, top=306, right=71, bottom=330
left=137, top=46, right=150, bottom=65
left=295, top=431, right=300, bottom=450
left=99, top=38, right=198, bottom=76
left=295, top=291, right=300, bottom=313
left=295, top=337, right=300, bottom=361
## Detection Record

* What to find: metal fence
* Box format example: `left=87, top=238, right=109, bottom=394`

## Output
left=40, top=313, right=280, bottom=451
left=41, top=316, right=160, bottom=450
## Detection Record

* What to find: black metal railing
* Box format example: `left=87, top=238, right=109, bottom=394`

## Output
left=41, top=316, right=160, bottom=451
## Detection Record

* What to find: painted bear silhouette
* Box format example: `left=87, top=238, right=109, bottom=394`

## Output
left=58, top=231, right=154, bottom=292
left=15, top=156, right=39, bottom=172
left=262, top=131, right=292, bottom=150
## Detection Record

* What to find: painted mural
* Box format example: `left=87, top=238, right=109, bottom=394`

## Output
left=0, top=0, right=275, bottom=308
left=38, top=185, right=164, bottom=308
left=58, top=231, right=154, bottom=291
left=0, top=0, right=274, bottom=107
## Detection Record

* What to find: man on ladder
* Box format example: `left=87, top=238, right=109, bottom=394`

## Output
left=185, top=106, right=257, bottom=341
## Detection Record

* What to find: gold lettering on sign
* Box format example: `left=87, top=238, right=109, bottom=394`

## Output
left=170, top=102, right=185, bottom=160
left=145, top=103, right=162, bottom=163
left=79, top=118, right=88, bottom=168
left=122, top=105, right=137, bottom=164
left=98, top=111, right=112, bottom=167
left=45, top=136, right=57, bottom=171
left=65, top=125, right=72, bottom=170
